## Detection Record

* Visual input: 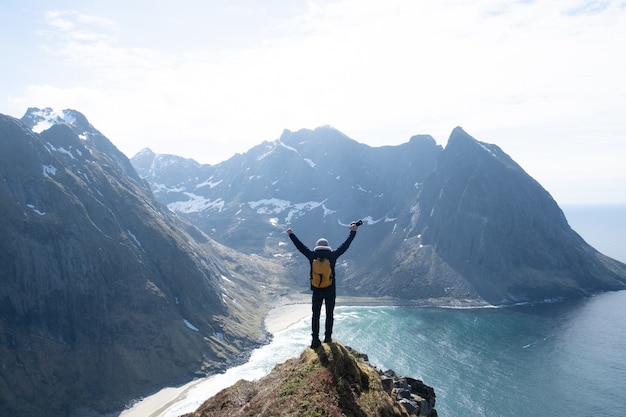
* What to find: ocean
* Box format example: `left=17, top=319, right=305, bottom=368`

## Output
left=122, top=204, right=626, bottom=417
left=135, top=292, right=626, bottom=417
left=331, top=294, right=626, bottom=417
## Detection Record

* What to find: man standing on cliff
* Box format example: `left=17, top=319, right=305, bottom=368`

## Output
left=287, top=221, right=360, bottom=348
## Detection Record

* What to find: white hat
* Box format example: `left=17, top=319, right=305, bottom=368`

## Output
left=314, top=238, right=331, bottom=251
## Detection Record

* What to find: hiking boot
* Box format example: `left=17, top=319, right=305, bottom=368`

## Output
left=310, top=338, right=321, bottom=349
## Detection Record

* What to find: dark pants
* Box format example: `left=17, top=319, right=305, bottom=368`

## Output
left=312, top=288, right=336, bottom=340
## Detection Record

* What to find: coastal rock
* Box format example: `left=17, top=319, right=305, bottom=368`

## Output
left=184, top=341, right=437, bottom=417
left=379, top=367, right=437, bottom=417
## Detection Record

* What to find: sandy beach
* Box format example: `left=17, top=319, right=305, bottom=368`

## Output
left=118, top=301, right=311, bottom=417
left=263, top=302, right=311, bottom=334
left=118, top=294, right=411, bottom=417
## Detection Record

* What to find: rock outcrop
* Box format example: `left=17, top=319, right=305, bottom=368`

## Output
left=183, top=341, right=437, bottom=417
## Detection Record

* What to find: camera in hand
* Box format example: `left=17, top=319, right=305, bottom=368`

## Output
left=352, top=219, right=363, bottom=227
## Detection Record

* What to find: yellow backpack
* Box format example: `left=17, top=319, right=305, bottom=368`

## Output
left=311, top=257, right=332, bottom=288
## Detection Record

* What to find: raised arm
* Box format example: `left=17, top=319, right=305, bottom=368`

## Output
left=334, top=222, right=359, bottom=258
left=287, top=228, right=314, bottom=259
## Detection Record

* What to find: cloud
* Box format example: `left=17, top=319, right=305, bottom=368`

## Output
left=4, top=0, right=626, bottom=203
left=43, top=9, right=117, bottom=45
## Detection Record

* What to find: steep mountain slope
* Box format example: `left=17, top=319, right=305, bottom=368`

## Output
left=133, top=126, right=626, bottom=305
left=0, top=109, right=278, bottom=417
left=383, top=127, right=626, bottom=303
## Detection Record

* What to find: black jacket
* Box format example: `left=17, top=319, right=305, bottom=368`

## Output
left=289, top=230, right=356, bottom=291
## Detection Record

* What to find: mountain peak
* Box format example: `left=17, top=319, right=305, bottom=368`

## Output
left=278, top=125, right=354, bottom=145
left=444, top=126, right=521, bottom=171
left=22, top=107, right=80, bottom=133
left=20, top=107, right=104, bottom=145
left=447, top=126, right=487, bottom=150
left=134, top=147, right=156, bottom=158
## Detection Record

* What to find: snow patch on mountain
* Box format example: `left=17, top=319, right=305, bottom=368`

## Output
left=169, top=193, right=225, bottom=213
left=336, top=215, right=397, bottom=227
left=248, top=198, right=291, bottom=214
left=47, top=142, right=77, bottom=160
left=248, top=199, right=334, bottom=224
left=30, top=108, right=76, bottom=133
left=43, top=164, right=57, bottom=177
left=278, top=140, right=298, bottom=154
left=183, top=319, right=199, bottom=332
left=257, top=139, right=301, bottom=162
left=27, top=204, right=46, bottom=216
left=476, top=140, right=499, bottom=158
left=285, top=200, right=327, bottom=223
left=197, top=178, right=223, bottom=189
left=153, top=183, right=186, bottom=193
left=127, top=230, right=145, bottom=252
left=322, top=204, right=337, bottom=216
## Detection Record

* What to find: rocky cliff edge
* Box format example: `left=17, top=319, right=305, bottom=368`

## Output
left=183, top=341, right=437, bottom=417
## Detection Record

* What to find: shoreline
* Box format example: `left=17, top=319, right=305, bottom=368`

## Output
left=118, top=297, right=311, bottom=417
left=261, top=293, right=440, bottom=334
left=118, top=294, right=490, bottom=417
left=264, top=302, right=311, bottom=334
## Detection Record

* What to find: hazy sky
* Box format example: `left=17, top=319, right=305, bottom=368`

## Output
left=1, top=0, right=625, bottom=205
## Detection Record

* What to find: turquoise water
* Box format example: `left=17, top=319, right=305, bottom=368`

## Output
left=331, top=292, right=626, bottom=417
left=124, top=205, right=625, bottom=416
left=125, top=291, right=626, bottom=417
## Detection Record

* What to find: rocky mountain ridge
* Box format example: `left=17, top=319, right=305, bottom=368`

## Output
left=0, top=108, right=281, bottom=417
left=133, top=125, right=626, bottom=305
left=3, top=106, right=625, bottom=416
